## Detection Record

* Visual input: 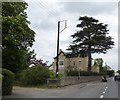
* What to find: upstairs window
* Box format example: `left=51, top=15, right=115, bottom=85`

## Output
left=59, top=60, right=64, bottom=66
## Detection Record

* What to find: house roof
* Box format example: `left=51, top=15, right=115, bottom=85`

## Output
left=54, top=50, right=80, bottom=59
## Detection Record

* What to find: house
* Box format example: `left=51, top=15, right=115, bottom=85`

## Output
left=52, top=49, right=99, bottom=74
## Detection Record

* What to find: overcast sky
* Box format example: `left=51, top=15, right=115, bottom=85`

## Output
left=25, top=0, right=118, bottom=71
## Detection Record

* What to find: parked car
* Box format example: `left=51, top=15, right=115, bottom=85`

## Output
left=114, top=75, right=120, bottom=81
left=101, top=76, right=107, bottom=82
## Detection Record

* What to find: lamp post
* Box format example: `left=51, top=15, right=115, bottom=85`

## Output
left=56, top=20, right=67, bottom=78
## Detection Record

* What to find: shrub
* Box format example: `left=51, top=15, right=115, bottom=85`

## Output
left=49, top=72, right=63, bottom=79
left=66, top=70, right=99, bottom=76
left=0, top=74, right=2, bottom=94
left=107, top=70, right=114, bottom=77
left=58, top=73, right=63, bottom=79
left=66, top=70, right=79, bottom=76
left=1, top=68, right=15, bottom=95
left=49, top=71, right=56, bottom=79
left=21, top=65, right=50, bottom=86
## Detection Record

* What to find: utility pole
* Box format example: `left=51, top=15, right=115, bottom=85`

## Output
left=56, top=21, right=60, bottom=78
left=56, top=20, right=67, bottom=78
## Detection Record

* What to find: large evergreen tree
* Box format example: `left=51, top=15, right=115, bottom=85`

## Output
left=67, top=16, right=114, bottom=72
left=2, top=2, right=36, bottom=73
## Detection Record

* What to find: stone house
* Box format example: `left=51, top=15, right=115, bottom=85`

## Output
left=52, top=49, right=99, bottom=74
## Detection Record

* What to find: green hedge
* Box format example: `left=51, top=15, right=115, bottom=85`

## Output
left=66, top=70, right=99, bottom=76
left=49, top=71, right=63, bottom=79
left=107, top=70, right=114, bottom=77
left=21, top=65, right=50, bottom=86
left=2, top=68, right=15, bottom=95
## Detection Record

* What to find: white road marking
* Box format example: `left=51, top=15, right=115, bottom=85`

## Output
left=100, top=95, right=104, bottom=98
left=105, top=88, right=107, bottom=91
left=106, top=87, right=108, bottom=89
left=103, top=91, right=105, bottom=94
left=100, top=86, right=108, bottom=98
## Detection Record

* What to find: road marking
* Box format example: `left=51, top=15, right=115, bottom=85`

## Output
left=100, top=95, right=104, bottom=98
left=100, top=86, right=108, bottom=98
left=103, top=91, right=105, bottom=94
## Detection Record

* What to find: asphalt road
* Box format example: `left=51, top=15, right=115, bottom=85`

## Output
left=3, top=77, right=119, bottom=99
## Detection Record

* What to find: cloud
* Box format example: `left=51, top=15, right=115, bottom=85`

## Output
left=26, top=1, right=118, bottom=70
left=61, top=2, right=117, bottom=15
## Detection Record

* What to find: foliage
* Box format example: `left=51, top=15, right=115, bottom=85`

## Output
left=0, top=74, right=2, bottom=82
left=20, top=65, right=50, bottom=86
left=2, top=2, right=36, bottom=73
left=30, top=58, right=48, bottom=67
left=107, top=70, right=114, bottom=77
left=0, top=74, right=2, bottom=91
left=67, top=16, right=114, bottom=72
left=94, top=58, right=103, bottom=73
left=94, top=58, right=103, bottom=67
left=49, top=71, right=56, bottom=79
left=1, top=68, right=15, bottom=95
left=99, top=66, right=107, bottom=75
left=66, top=70, right=99, bottom=76
left=117, top=70, right=120, bottom=74
left=49, top=71, right=63, bottom=79
left=66, top=70, right=79, bottom=76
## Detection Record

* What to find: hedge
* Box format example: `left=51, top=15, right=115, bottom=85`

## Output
left=1, top=68, right=15, bottom=95
left=66, top=70, right=99, bottom=76
left=21, top=65, right=50, bottom=86
left=49, top=71, right=63, bottom=79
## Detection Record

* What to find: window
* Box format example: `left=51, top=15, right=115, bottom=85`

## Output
left=59, top=60, right=64, bottom=66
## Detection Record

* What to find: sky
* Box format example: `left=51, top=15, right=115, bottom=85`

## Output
left=25, top=0, right=118, bottom=71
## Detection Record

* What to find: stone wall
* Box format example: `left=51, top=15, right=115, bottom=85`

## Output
left=47, top=76, right=102, bottom=87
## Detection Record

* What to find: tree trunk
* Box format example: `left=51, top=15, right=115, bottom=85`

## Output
left=87, top=45, right=92, bottom=72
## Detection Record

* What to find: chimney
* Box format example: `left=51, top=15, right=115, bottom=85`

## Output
left=59, top=49, right=62, bottom=53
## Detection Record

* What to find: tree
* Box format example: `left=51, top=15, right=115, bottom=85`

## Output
left=117, top=70, right=120, bottom=74
left=94, top=58, right=103, bottom=73
left=100, top=66, right=107, bottom=75
left=2, top=2, right=36, bottom=73
left=107, top=70, right=114, bottom=77
left=30, top=58, right=48, bottom=67
left=94, top=58, right=103, bottom=67
left=67, top=16, right=114, bottom=72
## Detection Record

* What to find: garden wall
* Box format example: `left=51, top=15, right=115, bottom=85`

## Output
left=47, top=76, right=102, bottom=87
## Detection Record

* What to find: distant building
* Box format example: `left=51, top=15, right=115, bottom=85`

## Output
left=52, top=49, right=99, bottom=74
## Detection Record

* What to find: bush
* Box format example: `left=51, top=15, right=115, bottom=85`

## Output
left=49, top=71, right=63, bottom=79
left=21, top=65, right=50, bottom=86
left=66, top=70, right=79, bottom=76
left=0, top=74, right=2, bottom=94
left=1, top=68, right=15, bottom=95
left=49, top=71, right=56, bottom=79
left=66, top=70, right=99, bottom=76
left=107, top=70, right=114, bottom=77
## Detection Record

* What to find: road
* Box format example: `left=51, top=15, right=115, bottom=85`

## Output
left=3, top=77, right=119, bottom=99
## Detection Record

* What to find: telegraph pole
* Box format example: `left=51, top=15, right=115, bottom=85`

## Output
left=56, top=20, right=67, bottom=78
left=56, top=21, right=60, bottom=77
